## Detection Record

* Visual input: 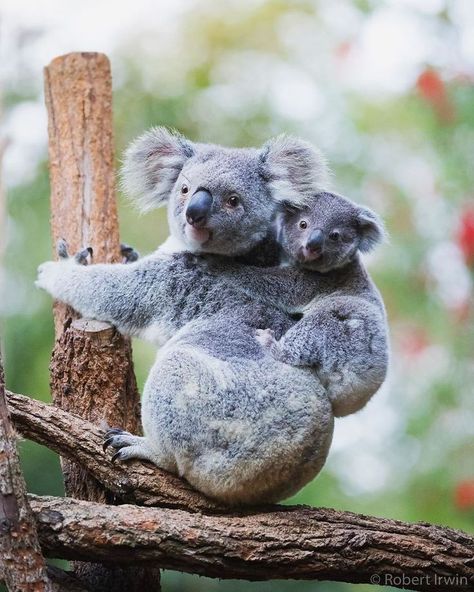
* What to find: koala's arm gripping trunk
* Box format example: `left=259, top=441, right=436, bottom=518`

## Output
left=37, top=256, right=169, bottom=336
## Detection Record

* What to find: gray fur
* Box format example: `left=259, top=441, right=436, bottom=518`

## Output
left=205, top=192, right=389, bottom=417
left=36, top=129, right=333, bottom=505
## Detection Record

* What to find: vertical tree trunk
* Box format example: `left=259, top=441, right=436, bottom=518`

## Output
left=0, top=355, right=52, bottom=592
left=43, top=52, right=160, bottom=592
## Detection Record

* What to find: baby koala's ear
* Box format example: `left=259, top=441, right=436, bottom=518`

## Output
left=260, top=135, right=330, bottom=208
left=121, top=126, right=195, bottom=211
left=356, top=206, right=386, bottom=253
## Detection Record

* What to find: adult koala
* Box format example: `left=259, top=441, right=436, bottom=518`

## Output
left=37, top=128, right=334, bottom=505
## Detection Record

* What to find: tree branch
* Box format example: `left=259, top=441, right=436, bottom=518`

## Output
left=6, top=390, right=223, bottom=513
left=30, top=495, right=474, bottom=592
left=7, top=391, right=474, bottom=590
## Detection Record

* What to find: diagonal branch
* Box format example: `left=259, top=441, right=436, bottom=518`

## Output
left=30, top=494, right=474, bottom=592
left=6, top=390, right=223, bottom=513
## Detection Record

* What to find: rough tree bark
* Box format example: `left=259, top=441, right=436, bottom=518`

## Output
left=6, top=391, right=474, bottom=591
left=29, top=495, right=474, bottom=592
left=0, top=357, right=52, bottom=591
left=43, top=52, right=159, bottom=592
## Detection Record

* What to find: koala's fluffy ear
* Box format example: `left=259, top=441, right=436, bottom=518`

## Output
left=356, top=206, right=386, bottom=253
left=260, top=135, right=329, bottom=208
left=121, top=127, right=195, bottom=211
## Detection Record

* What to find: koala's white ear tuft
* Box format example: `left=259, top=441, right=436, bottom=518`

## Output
left=260, top=135, right=330, bottom=208
left=120, top=126, right=195, bottom=211
left=356, top=206, right=386, bottom=253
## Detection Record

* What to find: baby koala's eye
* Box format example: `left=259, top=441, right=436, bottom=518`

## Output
left=329, top=230, right=341, bottom=242
left=299, top=220, right=308, bottom=230
left=181, top=183, right=189, bottom=195
left=227, top=194, right=240, bottom=208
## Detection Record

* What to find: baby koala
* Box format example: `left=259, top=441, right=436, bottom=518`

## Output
left=206, top=191, right=389, bottom=417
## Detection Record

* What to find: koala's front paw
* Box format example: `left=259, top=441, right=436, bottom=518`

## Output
left=36, top=240, right=92, bottom=296
left=120, top=243, right=140, bottom=263
left=36, top=260, right=68, bottom=294
left=57, top=238, right=93, bottom=265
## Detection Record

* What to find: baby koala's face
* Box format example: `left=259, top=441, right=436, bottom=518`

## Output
left=279, top=192, right=385, bottom=273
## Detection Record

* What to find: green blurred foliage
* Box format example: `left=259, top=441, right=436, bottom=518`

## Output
left=1, top=1, right=473, bottom=590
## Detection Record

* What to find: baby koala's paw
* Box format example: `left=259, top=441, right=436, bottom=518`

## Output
left=120, top=243, right=140, bottom=263
left=255, top=328, right=277, bottom=349
left=256, top=328, right=287, bottom=362
left=103, top=428, right=154, bottom=463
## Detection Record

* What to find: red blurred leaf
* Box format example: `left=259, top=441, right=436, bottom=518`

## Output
left=457, top=207, right=474, bottom=265
left=454, top=480, right=474, bottom=510
left=416, top=68, right=455, bottom=123
left=417, top=69, right=445, bottom=100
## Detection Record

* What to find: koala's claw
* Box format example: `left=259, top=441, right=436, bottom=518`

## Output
left=102, top=428, right=151, bottom=463
left=120, top=243, right=140, bottom=263
left=102, top=436, right=117, bottom=452
left=57, top=238, right=69, bottom=259
left=75, top=247, right=93, bottom=265
left=111, top=450, right=125, bottom=463
left=56, top=239, right=93, bottom=265
left=103, top=428, right=128, bottom=452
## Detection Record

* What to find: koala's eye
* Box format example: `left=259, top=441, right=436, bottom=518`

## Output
left=181, top=183, right=189, bottom=195
left=329, top=230, right=341, bottom=242
left=226, top=194, right=240, bottom=208
left=299, top=220, right=308, bottom=230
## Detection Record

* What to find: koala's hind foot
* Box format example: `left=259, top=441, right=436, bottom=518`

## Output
left=103, top=428, right=156, bottom=463
left=120, top=243, right=140, bottom=263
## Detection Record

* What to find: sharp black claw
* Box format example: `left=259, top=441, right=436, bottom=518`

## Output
left=111, top=450, right=122, bottom=463
left=103, top=437, right=114, bottom=452
left=105, top=427, right=125, bottom=437
left=75, top=248, right=92, bottom=265
left=57, top=238, right=69, bottom=259
left=120, top=243, right=140, bottom=263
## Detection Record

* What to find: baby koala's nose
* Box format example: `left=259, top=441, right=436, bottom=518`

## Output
left=186, top=189, right=213, bottom=228
left=306, top=229, right=324, bottom=253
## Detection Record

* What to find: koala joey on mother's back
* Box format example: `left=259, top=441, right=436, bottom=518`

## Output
left=205, top=191, right=389, bottom=417
left=37, top=127, right=336, bottom=505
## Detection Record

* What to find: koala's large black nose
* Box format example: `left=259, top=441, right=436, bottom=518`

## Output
left=306, top=229, right=324, bottom=253
left=185, top=189, right=213, bottom=228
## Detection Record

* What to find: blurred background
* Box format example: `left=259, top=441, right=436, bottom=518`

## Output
left=0, top=0, right=473, bottom=590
